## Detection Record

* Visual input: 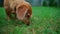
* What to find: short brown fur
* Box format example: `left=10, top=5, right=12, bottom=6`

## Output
left=4, top=0, right=32, bottom=25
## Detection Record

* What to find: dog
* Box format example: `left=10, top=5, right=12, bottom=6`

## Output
left=4, top=0, right=32, bottom=25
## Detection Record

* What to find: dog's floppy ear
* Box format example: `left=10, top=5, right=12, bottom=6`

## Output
left=16, top=5, right=28, bottom=20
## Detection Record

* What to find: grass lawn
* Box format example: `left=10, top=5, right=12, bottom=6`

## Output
left=0, top=7, right=60, bottom=34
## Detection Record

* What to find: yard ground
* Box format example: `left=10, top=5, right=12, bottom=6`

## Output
left=0, top=7, right=60, bottom=34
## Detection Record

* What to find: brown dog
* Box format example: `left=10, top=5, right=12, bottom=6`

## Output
left=4, top=0, right=32, bottom=25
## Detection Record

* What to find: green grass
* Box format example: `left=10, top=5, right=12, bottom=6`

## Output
left=0, top=7, right=60, bottom=34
